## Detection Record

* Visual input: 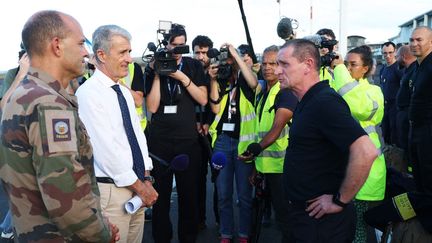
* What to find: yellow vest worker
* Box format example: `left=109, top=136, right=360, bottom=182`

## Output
left=119, top=62, right=147, bottom=131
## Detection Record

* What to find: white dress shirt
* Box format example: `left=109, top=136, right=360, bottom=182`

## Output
left=76, top=69, right=153, bottom=187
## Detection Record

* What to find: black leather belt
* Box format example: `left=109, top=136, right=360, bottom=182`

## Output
left=96, top=177, right=115, bottom=184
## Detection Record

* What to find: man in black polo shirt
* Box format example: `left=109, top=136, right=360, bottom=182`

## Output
left=274, top=39, right=378, bottom=242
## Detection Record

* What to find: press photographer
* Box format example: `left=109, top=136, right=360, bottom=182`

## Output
left=207, top=43, right=258, bottom=242
left=144, top=22, right=207, bottom=243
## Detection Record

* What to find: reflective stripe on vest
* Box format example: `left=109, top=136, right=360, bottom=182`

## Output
left=209, top=87, right=256, bottom=157
left=365, top=97, right=378, bottom=121
left=338, top=81, right=359, bottom=96
left=255, top=82, right=288, bottom=173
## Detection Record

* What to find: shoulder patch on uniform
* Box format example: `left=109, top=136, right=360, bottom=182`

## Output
left=39, top=107, right=78, bottom=154
left=52, top=119, right=71, bottom=141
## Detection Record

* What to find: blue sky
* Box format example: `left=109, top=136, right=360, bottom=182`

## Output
left=0, top=0, right=430, bottom=71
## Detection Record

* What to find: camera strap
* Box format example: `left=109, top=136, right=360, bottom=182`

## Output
left=227, top=83, right=237, bottom=121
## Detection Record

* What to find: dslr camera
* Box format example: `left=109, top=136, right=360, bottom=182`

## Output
left=143, top=21, right=190, bottom=76
left=207, top=47, right=232, bottom=80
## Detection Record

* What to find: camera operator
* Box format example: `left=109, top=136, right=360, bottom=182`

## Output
left=145, top=23, right=207, bottom=243
left=312, top=28, right=338, bottom=82
left=208, top=43, right=257, bottom=243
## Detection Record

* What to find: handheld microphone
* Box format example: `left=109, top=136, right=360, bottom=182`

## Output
left=149, top=152, right=190, bottom=171
left=277, top=17, right=294, bottom=41
left=302, top=34, right=323, bottom=48
left=211, top=151, right=227, bottom=170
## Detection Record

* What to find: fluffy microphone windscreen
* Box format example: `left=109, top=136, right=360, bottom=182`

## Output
left=171, top=154, right=189, bottom=171
left=277, top=17, right=293, bottom=40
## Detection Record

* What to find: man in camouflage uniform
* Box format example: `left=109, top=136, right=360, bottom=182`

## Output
left=0, top=10, right=119, bottom=242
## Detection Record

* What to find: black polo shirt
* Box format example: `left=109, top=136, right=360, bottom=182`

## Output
left=284, top=80, right=366, bottom=201
left=409, top=52, right=432, bottom=124
left=146, top=56, right=206, bottom=139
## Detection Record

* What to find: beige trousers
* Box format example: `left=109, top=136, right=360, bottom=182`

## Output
left=98, top=183, right=145, bottom=243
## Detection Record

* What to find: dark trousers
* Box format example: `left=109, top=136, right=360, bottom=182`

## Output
left=287, top=202, right=356, bottom=243
left=266, top=173, right=290, bottom=242
left=409, top=124, right=432, bottom=194
left=396, top=110, right=409, bottom=150
left=197, top=135, right=210, bottom=226
left=149, top=136, right=201, bottom=243
left=383, top=104, right=398, bottom=145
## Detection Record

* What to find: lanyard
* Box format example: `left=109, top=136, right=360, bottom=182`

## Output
left=227, top=84, right=237, bottom=121
left=167, top=61, right=184, bottom=104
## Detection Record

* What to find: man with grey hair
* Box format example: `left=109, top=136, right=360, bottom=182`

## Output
left=239, top=44, right=297, bottom=242
left=76, top=25, right=158, bottom=243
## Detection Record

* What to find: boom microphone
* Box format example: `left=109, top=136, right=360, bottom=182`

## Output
left=277, top=17, right=294, bottom=41
left=211, top=152, right=227, bottom=170
left=302, top=34, right=323, bottom=48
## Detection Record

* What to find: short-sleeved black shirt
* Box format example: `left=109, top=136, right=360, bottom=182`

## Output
left=284, top=80, right=367, bottom=201
left=409, top=52, right=432, bottom=124
left=146, top=57, right=206, bottom=139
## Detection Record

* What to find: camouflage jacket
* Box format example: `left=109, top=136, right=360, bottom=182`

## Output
left=0, top=67, right=111, bottom=242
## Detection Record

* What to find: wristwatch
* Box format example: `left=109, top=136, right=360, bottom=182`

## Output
left=332, top=192, right=349, bottom=208
left=143, top=176, right=155, bottom=184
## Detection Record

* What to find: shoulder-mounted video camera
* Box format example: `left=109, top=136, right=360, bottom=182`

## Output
left=143, top=21, right=190, bottom=76
left=207, top=47, right=232, bottom=80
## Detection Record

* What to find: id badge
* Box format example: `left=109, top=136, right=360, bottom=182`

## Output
left=164, top=105, right=177, bottom=114
left=222, top=123, right=235, bottom=131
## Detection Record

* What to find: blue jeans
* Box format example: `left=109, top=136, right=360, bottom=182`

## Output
left=215, top=133, right=253, bottom=238
left=0, top=210, right=13, bottom=234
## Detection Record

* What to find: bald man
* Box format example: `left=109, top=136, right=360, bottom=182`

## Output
left=408, top=26, right=432, bottom=194
left=395, top=45, right=417, bottom=154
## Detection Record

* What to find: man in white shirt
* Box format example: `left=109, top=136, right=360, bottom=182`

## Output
left=76, top=25, right=158, bottom=243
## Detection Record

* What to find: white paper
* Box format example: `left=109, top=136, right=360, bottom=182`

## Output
left=125, top=195, right=142, bottom=214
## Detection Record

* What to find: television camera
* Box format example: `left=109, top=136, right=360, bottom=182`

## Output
left=143, top=20, right=190, bottom=75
